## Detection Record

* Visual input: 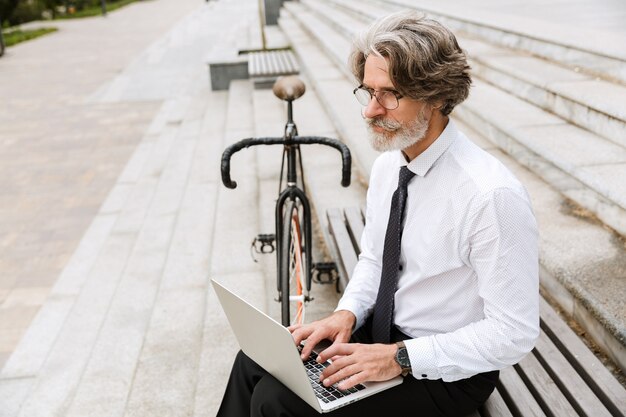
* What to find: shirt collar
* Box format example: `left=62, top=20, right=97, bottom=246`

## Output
left=396, top=119, right=458, bottom=177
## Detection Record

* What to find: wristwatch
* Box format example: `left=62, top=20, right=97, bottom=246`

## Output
left=395, top=341, right=412, bottom=377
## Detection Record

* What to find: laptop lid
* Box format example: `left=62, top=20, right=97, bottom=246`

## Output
left=211, top=279, right=403, bottom=413
left=212, top=279, right=323, bottom=412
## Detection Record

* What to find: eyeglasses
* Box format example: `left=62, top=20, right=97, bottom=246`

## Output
left=353, top=85, right=404, bottom=110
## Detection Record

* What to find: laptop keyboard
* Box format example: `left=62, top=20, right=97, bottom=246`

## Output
left=299, top=346, right=366, bottom=403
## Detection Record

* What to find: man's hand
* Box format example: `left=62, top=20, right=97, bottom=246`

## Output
left=288, top=310, right=356, bottom=360
left=316, top=343, right=402, bottom=390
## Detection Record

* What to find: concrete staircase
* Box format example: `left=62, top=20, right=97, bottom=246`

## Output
left=1, top=1, right=623, bottom=415
left=0, top=45, right=367, bottom=417
left=278, top=0, right=626, bottom=373
left=0, top=84, right=232, bottom=417
left=1, top=2, right=274, bottom=416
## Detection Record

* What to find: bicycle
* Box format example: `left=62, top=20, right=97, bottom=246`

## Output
left=220, top=76, right=352, bottom=327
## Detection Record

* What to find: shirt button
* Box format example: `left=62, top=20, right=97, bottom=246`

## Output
left=421, top=374, right=427, bottom=378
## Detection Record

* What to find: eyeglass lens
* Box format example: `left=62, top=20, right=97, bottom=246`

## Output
left=354, top=87, right=398, bottom=110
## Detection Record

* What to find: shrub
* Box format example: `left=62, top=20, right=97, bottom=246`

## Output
left=9, top=2, right=46, bottom=25
left=0, top=0, right=19, bottom=26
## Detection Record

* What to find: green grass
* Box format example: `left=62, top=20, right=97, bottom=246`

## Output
left=2, top=27, right=58, bottom=47
left=0, top=0, right=141, bottom=49
left=58, top=0, right=142, bottom=19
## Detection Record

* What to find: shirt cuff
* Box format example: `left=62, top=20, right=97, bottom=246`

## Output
left=334, top=299, right=367, bottom=330
left=405, top=336, right=441, bottom=380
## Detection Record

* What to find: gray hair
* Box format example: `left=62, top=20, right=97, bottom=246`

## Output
left=349, top=11, right=471, bottom=115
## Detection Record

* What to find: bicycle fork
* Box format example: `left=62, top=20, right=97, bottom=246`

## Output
left=275, top=184, right=313, bottom=297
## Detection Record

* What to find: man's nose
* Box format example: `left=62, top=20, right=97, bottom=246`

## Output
left=363, top=96, right=386, bottom=119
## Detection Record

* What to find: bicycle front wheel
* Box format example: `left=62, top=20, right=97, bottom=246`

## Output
left=280, top=200, right=307, bottom=326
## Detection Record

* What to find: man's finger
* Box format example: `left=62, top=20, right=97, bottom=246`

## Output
left=316, top=342, right=355, bottom=363
left=321, top=363, right=358, bottom=387
left=291, top=324, right=314, bottom=343
left=319, top=353, right=357, bottom=379
left=300, top=332, right=324, bottom=359
left=287, top=323, right=302, bottom=333
left=337, top=371, right=367, bottom=391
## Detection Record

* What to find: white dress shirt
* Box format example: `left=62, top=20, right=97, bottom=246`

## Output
left=336, top=120, right=540, bottom=382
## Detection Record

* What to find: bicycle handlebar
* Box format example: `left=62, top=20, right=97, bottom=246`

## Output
left=221, top=136, right=352, bottom=189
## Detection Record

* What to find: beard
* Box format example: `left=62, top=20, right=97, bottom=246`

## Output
left=365, top=108, right=430, bottom=153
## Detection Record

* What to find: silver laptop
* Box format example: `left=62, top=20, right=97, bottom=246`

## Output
left=211, top=279, right=403, bottom=413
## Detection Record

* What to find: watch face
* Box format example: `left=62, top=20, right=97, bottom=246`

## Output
left=397, top=347, right=410, bottom=368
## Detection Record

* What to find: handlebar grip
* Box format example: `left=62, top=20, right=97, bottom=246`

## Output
left=341, top=144, right=352, bottom=188
left=221, top=137, right=286, bottom=189
left=221, top=143, right=239, bottom=189
left=320, top=137, right=351, bottom=187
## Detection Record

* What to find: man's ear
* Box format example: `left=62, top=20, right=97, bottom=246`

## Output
left=429, top=102, right=447, bottom=118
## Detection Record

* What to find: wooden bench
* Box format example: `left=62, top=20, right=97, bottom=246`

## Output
left=326, top=207, right=626, bottom=417
left=247, top=48, right=299, bottom=89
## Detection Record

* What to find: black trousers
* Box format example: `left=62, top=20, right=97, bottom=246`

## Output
left=216, top=319, right=499, bottom=417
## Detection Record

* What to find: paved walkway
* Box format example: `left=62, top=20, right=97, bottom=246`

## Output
left=0, top=0, right=208, bottom=368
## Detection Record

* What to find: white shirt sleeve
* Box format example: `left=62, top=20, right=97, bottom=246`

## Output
left=406, top=188, right=540, bottom=381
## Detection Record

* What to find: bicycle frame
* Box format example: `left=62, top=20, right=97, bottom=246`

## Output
left=275, top=100, right=313, bottom=293
left=220, top=83, right=351, bottom=326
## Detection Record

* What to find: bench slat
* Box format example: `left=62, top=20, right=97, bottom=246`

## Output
left=343, top=207, right=364, bottom=254
left=327, top=208, right=358, bottom=288
left=498, top=366, right=547, bottom=417
left=325, top=206, right=625, bottom=417
left=481, top=387, right=514, bottom=417
left=247, top=50, right=299, bottom=77
left=534, top=331, right=613, bottom=417
left=516, top=353, right=579, bottom=416
left=539, top=298, right=626, bottom=417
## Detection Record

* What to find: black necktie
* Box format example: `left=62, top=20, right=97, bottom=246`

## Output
left=371, top=166, right=415, bottom=343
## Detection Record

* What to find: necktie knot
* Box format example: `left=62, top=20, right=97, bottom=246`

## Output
left=398, top=166, right=415, bottom=189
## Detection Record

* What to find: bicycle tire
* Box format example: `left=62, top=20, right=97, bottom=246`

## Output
left=280, top=199, right=306, bottom=326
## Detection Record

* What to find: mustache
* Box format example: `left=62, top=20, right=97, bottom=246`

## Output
left=365, top=117, right=402, bottom=132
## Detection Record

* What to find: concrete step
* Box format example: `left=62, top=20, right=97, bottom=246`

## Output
left=319, top=0, right=390, bottom=24
left=283, top=0, right=626, bottom=238
left=196, top=79, right=265, bottom=417
left=372, top=0, right=626, bottom=85
left=0, top=83, right=223, bottom=416
left=457, top=79, right=626, bottom=237
left=279, top=1, right=626, bottom=373
left=462, top=37, right=626, bottom=149
left=309, top=0, right=626, bottom=150
left=63, top=89, right=219, bottom=417
left=283, top=2, right=354, bottom=79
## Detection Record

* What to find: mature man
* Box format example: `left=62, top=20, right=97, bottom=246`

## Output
left=217, top=10, right=539, bottom=417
